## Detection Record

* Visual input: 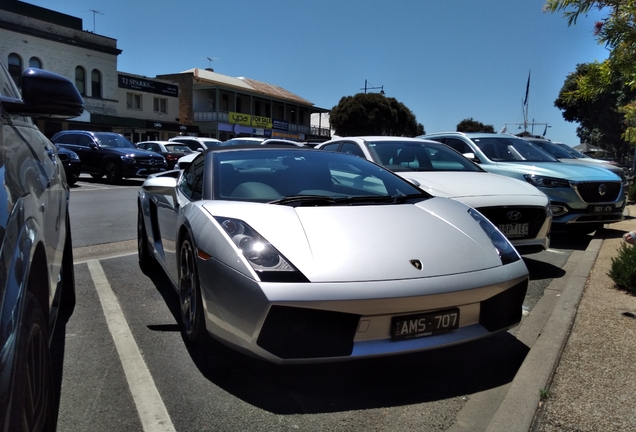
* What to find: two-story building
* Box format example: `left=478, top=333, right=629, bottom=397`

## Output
left=158, top=68, right=330, bottom=143
left=0, top=0, right=331, bottom=143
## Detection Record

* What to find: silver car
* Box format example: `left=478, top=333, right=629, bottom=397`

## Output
left=138, top=146, right=529, bottom=364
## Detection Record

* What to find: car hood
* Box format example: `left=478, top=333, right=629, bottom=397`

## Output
left=396, top=171, right=546, bottom=199
left=556, top=159, right=624, bottom=175
left=491, top=161, right=621, bottom=181
left=201, top=197, right=510, bottom=283
left=105, top=147, right=162, bottom=158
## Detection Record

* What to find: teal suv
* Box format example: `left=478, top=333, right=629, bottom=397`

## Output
left=420, top=133, right=625, bottom=233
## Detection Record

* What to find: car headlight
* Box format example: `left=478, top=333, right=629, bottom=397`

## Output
left=214, top=216, right=308, bottom=282
left=468, top=208, right=520, bottom=265
left=523, top=174, right=570, bottom=188
left=69, top=152, right=80, bottom=160
left=121, top=155, right=136, bottom=164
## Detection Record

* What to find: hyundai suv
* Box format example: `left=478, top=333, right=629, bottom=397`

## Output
left=51, top=131, right=167, bottom=184
left=420, top=132, right=625, bottom=233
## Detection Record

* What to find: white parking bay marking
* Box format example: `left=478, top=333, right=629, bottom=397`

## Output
left=87, top=260, right=176, bottom=432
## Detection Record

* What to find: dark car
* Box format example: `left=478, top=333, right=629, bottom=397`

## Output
left=51, top=131, right=167, bottom=184
left=0, top=64, right=82, bottom=430
left=54, top=145, right=81, bottom=185
left=135, top=140, right=193, bottom=169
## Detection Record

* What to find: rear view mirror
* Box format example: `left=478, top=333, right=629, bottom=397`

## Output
left=1, top=68, right=84, bottom=118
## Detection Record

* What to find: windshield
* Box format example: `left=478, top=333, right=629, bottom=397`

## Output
left=367, top=140, right=483, bottom=172
left=212, top=149, right=427, bottom=203
left=473, top=137, right=558, bottom=162
left=95, top=133, right=136, bottom=149
left=165, top=144, right=193, bottom=153
left=526, top=139, right=575, bottom=159
left=202, top=139, right=222, bottom=148
left=556, top=143, right=589, bottom=158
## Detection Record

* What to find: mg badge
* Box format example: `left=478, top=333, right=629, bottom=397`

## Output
left=598, top=184, right=607, bottom=196
left=410, top=259, right=423, bottom=270
left=507, top=211, right=522, bottom=221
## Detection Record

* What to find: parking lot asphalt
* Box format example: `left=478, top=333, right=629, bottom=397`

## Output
left=483, top=204, right=636, bottom=432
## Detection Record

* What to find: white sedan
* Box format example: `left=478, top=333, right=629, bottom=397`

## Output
left=316, top=136, right=552, bottom=254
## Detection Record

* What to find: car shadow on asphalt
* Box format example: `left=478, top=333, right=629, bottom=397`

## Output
left=141, top=263, right=530, bottom=415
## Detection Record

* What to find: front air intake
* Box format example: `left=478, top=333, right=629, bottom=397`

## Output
left=479, top=279, right=528, bottom=332
left=257, top=306, right=360, bottom=359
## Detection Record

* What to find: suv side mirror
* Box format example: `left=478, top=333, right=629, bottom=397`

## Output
left=0, top=68, right=84, bottom=118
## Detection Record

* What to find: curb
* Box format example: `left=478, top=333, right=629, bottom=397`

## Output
left=484, top=230, right=605, bottom=432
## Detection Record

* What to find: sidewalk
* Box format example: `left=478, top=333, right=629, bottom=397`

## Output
left=486, top=205, right=636, bottom=431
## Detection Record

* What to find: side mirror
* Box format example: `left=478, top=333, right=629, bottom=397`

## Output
left=463, top=152, right=480, bottom=163
left=143, top=176, right=178, bottom=195
left=403, top=177, right=421, bottom=187
left=1, top=68, right=84, bottom=118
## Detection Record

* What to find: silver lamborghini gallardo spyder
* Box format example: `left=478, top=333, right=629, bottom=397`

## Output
left=137, top=145, right=529, bottom=364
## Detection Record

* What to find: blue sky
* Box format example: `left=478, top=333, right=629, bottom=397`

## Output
left=28, top=0, right=608, bottom=144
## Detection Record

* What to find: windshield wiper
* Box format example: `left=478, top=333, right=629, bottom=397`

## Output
left=269, top=195, right=339, bottom=206
left=269, top=193, right=430, bottom=206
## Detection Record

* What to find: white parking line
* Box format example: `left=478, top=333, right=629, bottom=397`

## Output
left=87, top=260, right=176, bottom=432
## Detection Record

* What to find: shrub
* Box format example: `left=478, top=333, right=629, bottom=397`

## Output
left=608, top=242, right=636, bottom=294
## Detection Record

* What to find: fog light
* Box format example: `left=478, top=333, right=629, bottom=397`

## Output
left=550, top=205, right=568, bottom=217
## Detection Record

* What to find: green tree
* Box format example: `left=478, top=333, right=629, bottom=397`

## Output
left=330, top=93, right=424, bottom=137
left=545, top=1, right=636, bottom=147
left=456, top=118, right=495, bottom=133
left=554, top=62, right=635, bottom=159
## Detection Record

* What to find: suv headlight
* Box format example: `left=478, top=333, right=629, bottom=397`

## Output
left=468, top=208, right=520, bottom=265
left=121, top=156, right=136, bottom=164
left=523, top=174, right=570, bottom=188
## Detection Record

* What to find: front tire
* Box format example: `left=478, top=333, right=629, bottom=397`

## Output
left=178, top=234, right=206, bottom=343
left=105, top=161, right=122, bottom=184
left=9, top=292, right=57, bottom=431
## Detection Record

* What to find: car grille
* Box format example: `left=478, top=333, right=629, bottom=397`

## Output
left=257, top=306, right=360, bottom=359
left=479, top=279, right=528, bottom=332
left=573, top=181, right=622, bottom=203
left=137, top=156, right=165, bottom=166
left=476, top=206, right=547, bottom=240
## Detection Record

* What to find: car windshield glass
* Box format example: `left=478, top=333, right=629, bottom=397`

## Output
left=212, top=149, right=427, bottom=203
left=202, top=139, right=221, bottom=148
left=165, top=144, right=192, bottom=153
left=222, top=139, right=264, bottom=146
left=527, top=140, right=575, bottom=159
left=474, top=137, right=558, bottom=162
left=367, top=140, right=483, bottom=172
left=95, top=133, right=136, bottom=149
left=557, top=144, right=589, bottom=158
